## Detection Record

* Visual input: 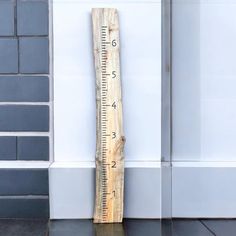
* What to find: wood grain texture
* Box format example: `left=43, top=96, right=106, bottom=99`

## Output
left=92, top=8, right=125, bottom=223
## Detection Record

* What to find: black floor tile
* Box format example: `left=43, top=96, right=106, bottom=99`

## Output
left=161, top=220, right=176, bottom=236
left=201, top=219, right=236, bottom=236
left=4, top=218, right=235, bottom=236
left=49, top=219, right=167, bottom=236
left=124, top=219, right=162, bottom=236
left=172, top=219, right=215, bottom=236
left=49, top=220, right=94, bottom=236
left=0, top=219, right=48, bottom=236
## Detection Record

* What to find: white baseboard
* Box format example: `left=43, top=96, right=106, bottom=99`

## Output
left=49, top=161, right=161, bottom=219
left=50, top=161, right=236, bottom=219
left=172, top=161, right=236, bottom=218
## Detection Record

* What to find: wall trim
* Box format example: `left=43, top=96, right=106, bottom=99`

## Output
left=172, top=161, right=236, bottom=218
left=49, top=161, right=161, bottom=219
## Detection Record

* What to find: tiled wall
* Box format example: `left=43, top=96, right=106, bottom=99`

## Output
left=0, top=0, right=50, bottom=218
left=0, top=136, right=49, bottom=161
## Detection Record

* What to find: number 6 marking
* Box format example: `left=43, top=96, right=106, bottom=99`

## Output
left=112, top=39, right=117, bottom=47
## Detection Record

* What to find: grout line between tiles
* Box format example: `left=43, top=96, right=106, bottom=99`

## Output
left=199, top=220, right=217, bottom=236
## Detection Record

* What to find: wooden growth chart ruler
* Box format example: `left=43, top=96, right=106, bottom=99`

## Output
left=92, top=8, right=125, bottom=223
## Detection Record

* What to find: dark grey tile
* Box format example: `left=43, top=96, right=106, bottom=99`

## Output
left=49, top=220, right=95, bottom=236
left=0, top=219, right=48, bottom=236
left=173, top=220, right=214, bottom=236
left=0, top=169, right=48, bottom=195
left=17, top=0, right=48, bottom=36
left=19, top=37, right=49, bottom=74
left=161, top=220, right=175, bottom=236
left=0, top=38, right=18, bottom=73
left=201, top=220, right=236, bottom=236
left=0, top=76, right=49, bottom=102
left=0, top=137, right=16, bottom=160
left=49, top=220, right=165, bottom=236
left=0, top=105, right=49, bottom=131
left=0, top=197, right=49, bottom=219
left=124, top=219, right=161, bottom=236
left=0, top=0, right=15, bottom=36
left=18, top=136, right=49, bottom=161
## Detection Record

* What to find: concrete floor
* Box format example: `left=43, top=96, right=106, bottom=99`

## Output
left=0, top=219, right=235, bottom=236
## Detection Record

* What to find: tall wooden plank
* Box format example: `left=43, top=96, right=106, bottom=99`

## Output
left=92, top=8, right=125, bottom=223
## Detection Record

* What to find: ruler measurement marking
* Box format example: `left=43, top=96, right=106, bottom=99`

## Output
left=101, top=23, right=112, bottom=219
left=101, top=23, right=109, bottom=218
left=101, top=22, right=108, bottom=216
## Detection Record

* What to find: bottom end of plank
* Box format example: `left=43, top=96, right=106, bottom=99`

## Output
left=93, top=218, right=123, bottom=224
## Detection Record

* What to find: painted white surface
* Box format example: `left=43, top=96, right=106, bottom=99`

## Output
left=172, top=162, right=236, bottom=218
left=172, top=0, right=236, bottom=161
left=49, top=162, right=161, bottom=219
left=161, top=164, right=172, bottom=219
left=53, top=0, right=162, bottom=162
left=52, top=0, right=236, bottom=218
left=171, top=1, right=236, bottom=218
left=0, top=161, right=50, bottom=169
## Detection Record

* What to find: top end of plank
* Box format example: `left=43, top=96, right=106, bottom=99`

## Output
left=92, top=8, right=118, bottom=12
left=92, top=8, right=118, bottom=10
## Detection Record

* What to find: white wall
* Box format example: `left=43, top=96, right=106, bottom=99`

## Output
left=53, top=0, right=162, bottom=162
left=52, top=0, right=236, bottom=219
left=51, top=0, right=163, bottom=219
left=172, top=0, right=236, bottom=162
left=172, top=0, right=236, bottom=218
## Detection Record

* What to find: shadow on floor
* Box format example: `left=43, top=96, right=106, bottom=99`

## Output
left=0, top=219, right=48, bottom=236
left=0, top=219, right=236, bottom=235
left=48, top=219, right=236, bottom=236
left=48, top=219, right=171, bottom=236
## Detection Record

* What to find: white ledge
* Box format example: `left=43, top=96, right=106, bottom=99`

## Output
left=172, top=161, right=236, bottom=168
left=50, top=161, right=161, bottom=169
left=0, top=161, right=51, bottom=169
left=54, top=0, right=161, bottom=3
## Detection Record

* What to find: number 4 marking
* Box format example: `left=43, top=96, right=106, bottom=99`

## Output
left=112, top=102, right=117, bottom=109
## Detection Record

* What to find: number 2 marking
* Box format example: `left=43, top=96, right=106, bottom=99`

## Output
left=112, top=161, right=116, bottom=168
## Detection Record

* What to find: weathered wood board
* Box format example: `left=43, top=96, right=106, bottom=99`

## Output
left=92, top=8, right=125, bottom=223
